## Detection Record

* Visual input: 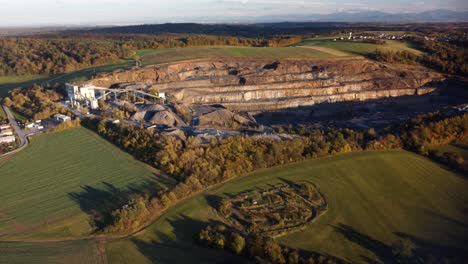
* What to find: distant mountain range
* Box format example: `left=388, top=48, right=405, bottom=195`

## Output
left=65, top=9, right=468, bottom=38
left=255, top=9, right=468, bottom=23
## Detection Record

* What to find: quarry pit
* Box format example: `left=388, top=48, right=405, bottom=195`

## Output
left=72, top=57, right=466, bottom=134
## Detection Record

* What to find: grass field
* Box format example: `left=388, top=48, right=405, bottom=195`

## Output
left=0, top=127, right=170, bottom=239
left=106, top=150, right=468, bottom=264
left=0, top=240, right=103, bottom=264
left=295, top=38, right=422, bottom=57
left=47, top=59, right=136, bottom=85
left=0, top=59, right=135, bottom=100
left=0, top=75, right=51, bottom=98
left=141, top=46, right=340, bottom=65
left=8, top=107, right=28, bottom=122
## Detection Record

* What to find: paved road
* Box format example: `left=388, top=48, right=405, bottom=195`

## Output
left=2, top=105, right=27, bottom=149
left=1, top=105, right=43, bottom=156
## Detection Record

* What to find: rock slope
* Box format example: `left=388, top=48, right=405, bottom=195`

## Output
left=91, top=58, right=444, bottom=111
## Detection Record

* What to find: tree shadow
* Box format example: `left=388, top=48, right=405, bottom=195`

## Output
left=393, top=232, right=468, bottom=263
left=334, top=223, right=468, bottom=263
left=68, top=173, right=170, bottom=231
left=131, top=213, right=347, bottom=264
left=204, top=194, right=224, bottom=210
left=131, top=214, right=250, bottom=264
left=333, top=223, right=394, bottom=263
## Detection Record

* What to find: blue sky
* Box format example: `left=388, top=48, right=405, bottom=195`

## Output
left=0, top=0, right=466, bottom=26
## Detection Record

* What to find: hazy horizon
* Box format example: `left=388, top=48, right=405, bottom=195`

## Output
left=0, top=0, right=467, bottom=27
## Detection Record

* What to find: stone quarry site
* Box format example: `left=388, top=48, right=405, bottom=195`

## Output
left=79, top=56, right=463, bottom=139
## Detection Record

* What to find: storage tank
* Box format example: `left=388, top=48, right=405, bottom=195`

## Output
left=90, top=99, right=99, bottom=110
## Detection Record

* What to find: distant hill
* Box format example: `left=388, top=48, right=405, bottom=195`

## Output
left=73, top=10, right=467, bottom=38
left=260, top=9, right=468, bottom=23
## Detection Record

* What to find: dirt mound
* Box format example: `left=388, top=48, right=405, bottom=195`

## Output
left=131, top=104, right=168, bottom=122
left=142, top=104, right=166, bottom=112
left=198, top=109, right=253, bottom=129
left=148, top=110, right=180, bottom=127
left=130, top=111, right=147, bottom=122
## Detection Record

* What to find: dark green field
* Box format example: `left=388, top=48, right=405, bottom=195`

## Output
left=0, top=59, right=135, bottom=99
left=0, top=240, right=103, bottom=264
left=0, top=127, right=169, bottom=239
left=295, top=38, right=422, bottom=56
left=140, top=46, right=339, bottom=65
left=0, top=75, right=51, bottom=98
left=105, top=150, right=468, bottom=264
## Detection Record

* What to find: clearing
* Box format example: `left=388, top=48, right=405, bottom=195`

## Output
left=106, top=150, right=468, bottom=264
left=0, top=127, right=169, bottom=239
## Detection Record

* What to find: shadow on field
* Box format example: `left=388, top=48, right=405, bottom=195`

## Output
left=393, top=232, right=468, bottom=263
left=333, top=223, right=393, bottom=263
left=68, top=174, right=171, bottom=231
left=0, top=76, right=53, bottom=98
left=334, top=223, right=468, bottom=263
left=131, top=214, right=249, bottom=264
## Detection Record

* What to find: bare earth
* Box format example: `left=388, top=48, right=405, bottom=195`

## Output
left=299, top=46, right=351, bottom=57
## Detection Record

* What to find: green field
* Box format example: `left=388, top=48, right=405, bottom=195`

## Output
left=0, top=75, right=51, bottom=98
left=46, top=59, right=136, bottom=85
left=0, top=240, right=103, bottom=264
left=140, top=46, right=339, bottom=65
left=0, top=127, right=170, bottom=239
left=0, top=59, right=135, bottom=100
left=106, top=150, right=468, bottom=264
left=295, top=38, right=422, bottom=56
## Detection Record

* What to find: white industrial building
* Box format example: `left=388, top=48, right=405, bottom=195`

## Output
left=66, top=83, right=98, bottom=108
left=54, top=114, right=72, bottom=123
left=66, top=82, right=167, bottom=110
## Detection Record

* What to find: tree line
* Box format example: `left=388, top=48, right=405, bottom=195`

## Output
left=79, top=111, right=467, bottom=233
left=3, top=85, right=66, bottom=121
left=197, top=224, right=344, bottom=264
left=0, top=34, right=302, bottom=76
left=375, top=36, right=467, bottom=76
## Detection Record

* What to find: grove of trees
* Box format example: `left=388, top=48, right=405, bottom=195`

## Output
left=3, top=85, right=66, bottom=121
left=375, top=36, right=467, bottom=76
left=80, top=112, right=467, bottom=233
left=197, top=224, right=343, bottom=264
left=0, top=34, right=302, bottom=76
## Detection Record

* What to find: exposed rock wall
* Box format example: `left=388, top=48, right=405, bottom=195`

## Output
left=91, top=58, right=444, bottom=111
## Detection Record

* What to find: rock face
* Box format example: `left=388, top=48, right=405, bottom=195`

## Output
left=92, top=58, right=444, bottom=111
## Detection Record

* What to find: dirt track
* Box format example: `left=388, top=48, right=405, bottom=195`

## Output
left=299, top=45, right=351, bottom=56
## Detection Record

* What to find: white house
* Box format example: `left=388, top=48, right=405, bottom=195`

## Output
left=0, top=129, right=13, bottom=136
left=0, top=135, right=15, bottom=144
left=0, top=124, right=10, bottom=130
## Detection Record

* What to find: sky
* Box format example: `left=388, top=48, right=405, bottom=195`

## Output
left=0, top=0, right=466, bottom=26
